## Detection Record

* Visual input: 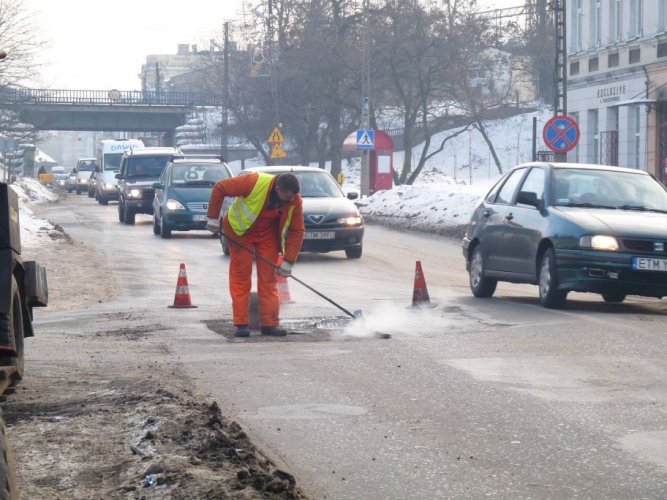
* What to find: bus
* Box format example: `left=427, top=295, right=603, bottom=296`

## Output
left=94, top=138, right=144, bottom=204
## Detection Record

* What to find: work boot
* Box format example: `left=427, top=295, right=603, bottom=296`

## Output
left=260, top=326, right=287, bottom=337
left=235, top=325, right=250, bottom=337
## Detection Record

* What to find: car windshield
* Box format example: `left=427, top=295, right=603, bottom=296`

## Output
left=103, top=153, right=123, bottom=171
left=78, top=161, right=96, bottom=171
left=126, top=156, right=170, bottom=178
left=170, top=164, right=231, bottom=186
left=293, top=171, right=342, bottom=198
left=552, top=168, right=667, bottom=212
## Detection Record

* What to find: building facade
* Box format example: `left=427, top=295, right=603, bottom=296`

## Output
left=566, top=0, right=667, bottom=183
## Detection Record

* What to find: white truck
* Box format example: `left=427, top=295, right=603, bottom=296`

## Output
left=94, top=139, right=145, bottom=205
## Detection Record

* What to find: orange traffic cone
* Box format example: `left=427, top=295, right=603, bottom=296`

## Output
left=276, top=255, right=294, bottom=304
left=168, top=263, right=198, bottom=308
left=412, top=260, right=431, bottom=307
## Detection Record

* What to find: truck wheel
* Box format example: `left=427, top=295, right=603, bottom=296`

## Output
left=0, top=407, right=18, bottom=500
left=118, top=202, right=125, bottom=223
left=0, top=276, right=25, bottom=384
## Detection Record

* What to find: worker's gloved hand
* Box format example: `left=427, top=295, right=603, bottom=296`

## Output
left=206, top=218, right=220, bottom=234
left=277, top=260, right=293, bottom=277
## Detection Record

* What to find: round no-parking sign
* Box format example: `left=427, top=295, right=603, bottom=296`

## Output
left=543, top=115, right=580, bottom=154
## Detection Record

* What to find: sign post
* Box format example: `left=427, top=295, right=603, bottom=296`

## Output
left=542, top=115, right=579, bottom=162
left=268, top=126, right=286, bottom=163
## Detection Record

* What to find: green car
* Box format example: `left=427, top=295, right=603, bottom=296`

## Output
left=152, top=157, right=233, bottom=238
left=462, top=162, right=667, bottom=308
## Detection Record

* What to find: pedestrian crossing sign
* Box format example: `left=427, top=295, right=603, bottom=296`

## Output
left=356, top=129, right=375, bottom=149
left=270, top=142, right=287, bottom=159
left=268, top=127, right=285, bottom=144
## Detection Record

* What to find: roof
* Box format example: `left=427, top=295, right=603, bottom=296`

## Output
left=123, top=147, right=182, bottom=157
left=514, top=162, right=649, bottom=175
left=242, top=166, right=324, bottom=173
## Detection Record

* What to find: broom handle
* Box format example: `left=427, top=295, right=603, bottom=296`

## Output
left=222, top=232, right=357, bottom=319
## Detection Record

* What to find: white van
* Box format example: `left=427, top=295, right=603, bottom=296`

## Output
left=94, top=139, right=145, bottom=205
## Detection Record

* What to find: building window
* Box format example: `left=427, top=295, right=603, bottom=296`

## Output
left=630, top=0, right=643, bottom=37
left=629, top=48, right=641, bottom=63
left=659, top=43, right=667, bottom=58
left=570, top=61, right=580, bottom=75
left=633, top=106, right=642, bottom=168
left=609, top=0, right=622, bottom=42
left=570, top=112, right=580, bottom=163
left=571, top=0, right=583, bottom=51
left=589, top=57, right=599, bottom=72
left=588, top=109, right=599, bottom=164
left=608, top=53, right=619, bottom=67
left=590, top=0, right=601, bottom=48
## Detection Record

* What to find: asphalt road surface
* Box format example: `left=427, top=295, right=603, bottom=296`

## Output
left=31, top=194, right=667, bottom=498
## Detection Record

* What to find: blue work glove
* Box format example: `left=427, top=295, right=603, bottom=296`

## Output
left=277, top=260, right=293, bottom=277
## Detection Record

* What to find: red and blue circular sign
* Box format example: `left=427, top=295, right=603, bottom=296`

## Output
left=543, top=115, right=580, bottom=153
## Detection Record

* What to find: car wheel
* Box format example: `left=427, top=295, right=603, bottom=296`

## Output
left=602, top=292, right=626, bottom=303
left=469, top=245, right=497, bottom=298
left=345, top=246, right=363, bottom=259
left=538, top=248, right=568, bottom=309
left=76, top=187, right=81, bottom=195
left=88, top=188, right=94, bottom=198
left=118, top=202, right=125, bottom=223
left=100, top=196, right=108, bottom=206
left=160, top=217, right=171, bottom=238
left=153, top=214, right=160, bottom=235
left=124, top=205, right=135, bottom=225
left=220, top=234, right=230, bottom=256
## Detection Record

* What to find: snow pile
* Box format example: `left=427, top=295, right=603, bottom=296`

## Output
left=8, top=178, right=67, bottom=249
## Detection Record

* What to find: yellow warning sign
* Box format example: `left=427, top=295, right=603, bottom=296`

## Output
left=337, top=172, right=345, bottom=185
left=270, top=142, right=287, bottom=159
left=268, top=127, right=285, bottom=144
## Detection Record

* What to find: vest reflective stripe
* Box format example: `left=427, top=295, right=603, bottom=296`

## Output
left=281, top=205, right=295, bottom=254
left=228, top=173, right=273, bottom=236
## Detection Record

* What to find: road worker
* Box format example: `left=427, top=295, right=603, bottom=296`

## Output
left=206, top=172, right=304, bottom=337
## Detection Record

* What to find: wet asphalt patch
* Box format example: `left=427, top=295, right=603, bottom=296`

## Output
left=204, top=316, right=358, bottom=342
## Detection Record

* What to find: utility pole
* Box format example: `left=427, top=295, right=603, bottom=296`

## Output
left=222, top=22, right=230, bottom=162
left=360, top=0, right=371, bottom=197
left=552, top=0, right=567, bottom=161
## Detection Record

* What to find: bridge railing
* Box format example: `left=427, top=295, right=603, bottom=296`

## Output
left=0, top=87, right=222, bottom=107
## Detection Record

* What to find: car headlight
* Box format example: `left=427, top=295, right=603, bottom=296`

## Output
left=580, top=235, right=619, bottom=251
left=79, top=178, right=88, bottom=184
left=105, top=183, right=114, bottom=189
left=337, top=215, right=363, bottom=225
left=129, top=189, right=142, bottom=198
left=166, top=199, right=185, bottom=210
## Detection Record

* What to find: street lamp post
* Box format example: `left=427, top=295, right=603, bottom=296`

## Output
left=360, top=0, right=371, bottom=197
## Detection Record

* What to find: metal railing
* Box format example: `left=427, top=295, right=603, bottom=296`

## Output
left=0, top=87, right=222, bottom=107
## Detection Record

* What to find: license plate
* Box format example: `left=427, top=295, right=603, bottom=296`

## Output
left=193, top=214, right=207, bottom=221
left=632, top=257, right=667, bottom=272
left=305, top=231, right=335, bottom=240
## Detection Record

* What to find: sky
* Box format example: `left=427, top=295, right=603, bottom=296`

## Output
left=24, top=0, right=246, bottom=90
left=23, top=0, right=509, bottom=91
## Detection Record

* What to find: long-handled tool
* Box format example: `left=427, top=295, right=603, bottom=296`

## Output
left=221, top=230, right=361, bottom=320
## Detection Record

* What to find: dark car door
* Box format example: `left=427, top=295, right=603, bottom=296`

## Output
left=154, top=165, right=169, bottom=213
left=499, top=166, right=546, bottom=277
left=478, top=168, right=527, bottom=271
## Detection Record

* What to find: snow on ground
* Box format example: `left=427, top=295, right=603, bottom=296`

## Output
left=11, top=107, right=551, bottom=244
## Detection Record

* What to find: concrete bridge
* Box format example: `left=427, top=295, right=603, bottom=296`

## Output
left=0, top=87, right=221, bottom=133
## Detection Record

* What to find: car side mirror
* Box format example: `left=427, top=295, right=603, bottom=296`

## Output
left=152, top=182, right=164, bottom=189
left=347, top=191, right=359, bottom=200
left=115, top=173, right=123, bottom=180
left=516, top=191, right=541, bottom=209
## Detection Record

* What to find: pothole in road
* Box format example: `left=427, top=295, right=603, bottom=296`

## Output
left=203, top=316, right=360, bottom=342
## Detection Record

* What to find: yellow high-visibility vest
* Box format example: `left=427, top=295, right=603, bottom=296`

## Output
left=228, top=173, right=273, bottom=235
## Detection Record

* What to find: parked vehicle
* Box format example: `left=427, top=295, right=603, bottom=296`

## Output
left=0, top=182, right=48, bottom=499
left=152, top=157, right=233, bottom=238
left=236, top=166, right=364, bottom=259
left=95, top=138, right=145, bottom=205
left=116, top=147, right=182, bottom=225
left=73, top=158, right=97, bottom=195
left=462, top=162, right=667, bottom=308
